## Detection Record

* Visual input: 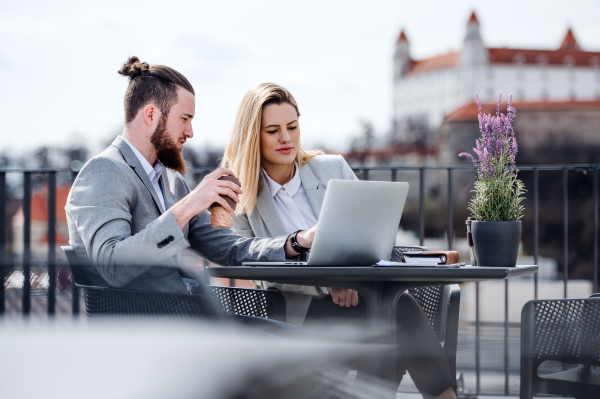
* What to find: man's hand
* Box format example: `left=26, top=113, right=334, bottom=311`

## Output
left=284, top=225, right=317, bottom=258
left=170, top=167, right=243, bottom=229
left=328, top=287, right=359, bottom=307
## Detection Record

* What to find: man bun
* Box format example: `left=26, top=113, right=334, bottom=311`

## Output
left=118, top=56, right=150, bottom=80
left=118, top=55, right=194, bottom=123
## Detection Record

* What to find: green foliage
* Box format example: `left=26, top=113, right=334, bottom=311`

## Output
left=468, top=155, right=526, bottom=221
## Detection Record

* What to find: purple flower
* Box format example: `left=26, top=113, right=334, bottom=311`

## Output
left=496, top=93, right=502, bottom=116
left=459, top=93, right=520, bottom=179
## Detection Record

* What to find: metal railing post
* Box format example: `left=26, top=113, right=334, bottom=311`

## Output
left=23, top=172, right=31, bottom=315
left=475, top=281, right=480, bottom=394
left=48, top=172, right=56, bottom=315
left=419, top=168, right=425, bottom=246
left=70, top=170, right=80, bottom=316
left=594, top=166, right=598, bottom=293
left=0, top=172, right=5, bottom=314
left=504, top=279, right=509, bottom=395
left=447, top=168, right=453, bottom=250
left=533, top=168, right=539, bottom=299
left=563, top=167, right=568, bottom=298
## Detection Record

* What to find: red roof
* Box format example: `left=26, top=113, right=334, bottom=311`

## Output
left=408, top=52, right=458, bottom=74
left=468, top=11, right=478, bottom=24
left=488, top=46, right=600, bottom=66
left=559, top=28, right=580, bottom=51
left=445, top=100, right=600, bottom=123
left=30, top=184, right=71, bottom=222
left=402, top=26, right=599, bottom=75
left=397, top=30, right=408, bottom=43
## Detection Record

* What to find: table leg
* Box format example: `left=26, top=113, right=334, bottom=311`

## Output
left=347, top=282, right=410, bottom=394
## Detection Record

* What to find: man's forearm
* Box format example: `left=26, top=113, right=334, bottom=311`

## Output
left=170, top=196, right=199, bottom=229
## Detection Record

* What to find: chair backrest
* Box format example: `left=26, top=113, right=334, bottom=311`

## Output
left=209, top=286, right=286, bottom=321
left=61, top=246, right=226, bottom=321
left=528, top=298, right=600, bottom=368
left=60, top=246, right=111, bottom=288
left=83, top=285, right=225, bottom=322
left=391, top=246, right=450, bottom=342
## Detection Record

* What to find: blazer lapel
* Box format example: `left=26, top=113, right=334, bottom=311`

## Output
left=112, top=136, right=165, bottom=214
left=299, top=163, right=326, bottom=218
left=254, top=172, right=287, bottom=236
left=160, top=171, right=177, bottom=211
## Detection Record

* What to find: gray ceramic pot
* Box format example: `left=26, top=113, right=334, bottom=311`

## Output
left=471, top=221, right=521, bottom=267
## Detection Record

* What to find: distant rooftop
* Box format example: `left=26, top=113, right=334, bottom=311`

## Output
left=445, top=100, right=600, bottom=123
left=401, top=12, right=600, bottom=75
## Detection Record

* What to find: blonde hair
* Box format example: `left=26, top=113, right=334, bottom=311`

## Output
left=222, top=83, right=322, bottom=215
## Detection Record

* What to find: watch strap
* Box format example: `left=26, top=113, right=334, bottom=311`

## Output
left=290, top=230, right=309, bottom=254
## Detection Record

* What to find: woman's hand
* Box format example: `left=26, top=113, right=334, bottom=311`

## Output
left=328, top=287, right=359, bottom=307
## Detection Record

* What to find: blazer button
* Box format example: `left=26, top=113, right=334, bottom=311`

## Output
left=168, top=235, right=174, bottom=242
left=157, top=243, right=163, bottom=249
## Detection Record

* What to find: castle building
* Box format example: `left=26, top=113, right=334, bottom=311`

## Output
left=392, top=11, right=600, bottom=144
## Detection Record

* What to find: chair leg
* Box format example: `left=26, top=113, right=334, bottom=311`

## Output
left=520, top=301, right=536, bottom=399
left=444, top=285, right=460, bottom=380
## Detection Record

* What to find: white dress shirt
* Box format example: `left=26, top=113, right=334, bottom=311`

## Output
left=262, top=164, right=318, bottom=235
left=263, top=165, right=329, bottom=296
left=122, top=137, right=198, bottom=294
left=122, top=137, right=166, bottom=212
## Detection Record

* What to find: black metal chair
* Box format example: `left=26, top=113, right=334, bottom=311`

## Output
left=61, top=246, right=286, bottom=322
left=520, top=295, right=600, bottom=399
left=390, top=246, right=461, bottom=379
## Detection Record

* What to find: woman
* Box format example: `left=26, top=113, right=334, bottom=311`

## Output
left=222, top=83, right=457, bottom=399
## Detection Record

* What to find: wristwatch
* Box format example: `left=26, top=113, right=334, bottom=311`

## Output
left=290, top=230, right=309, bottom=254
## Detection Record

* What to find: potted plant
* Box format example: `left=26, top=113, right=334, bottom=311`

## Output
left=460, top=94, right=526, bottom=267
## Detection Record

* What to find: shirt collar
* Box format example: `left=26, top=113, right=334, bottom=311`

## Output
left=263, top=164, right=301, bottom=197
left=122, top=136, right=164, bottom=181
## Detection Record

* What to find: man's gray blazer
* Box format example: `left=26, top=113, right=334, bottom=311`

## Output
left=231, top=154, right=357, bottom=324
left=65, top=136, right=286, bottom=295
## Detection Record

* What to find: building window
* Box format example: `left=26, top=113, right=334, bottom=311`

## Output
left=540, top=70, right=549, bottom=82
left=591, top=57, right=600, bottom=68
left=536, top=54, right=549, bottom=66
left=563, top=55, right=575, bottom=67
left=517, top=88, right=525, bottom=99
left=513, top=53, right=526, bottom=65
left=570, top=74, right=576, bottom=82
left=541, top=89, right=548, bottom=101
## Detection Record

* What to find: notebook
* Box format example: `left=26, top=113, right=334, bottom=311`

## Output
left=242, top=179, right=409, bottom=267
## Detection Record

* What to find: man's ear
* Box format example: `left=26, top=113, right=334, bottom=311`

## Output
left=142, top=104, right=158, bottom=127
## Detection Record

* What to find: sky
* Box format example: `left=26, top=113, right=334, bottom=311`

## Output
left=1, top=0, right=599, bottom=157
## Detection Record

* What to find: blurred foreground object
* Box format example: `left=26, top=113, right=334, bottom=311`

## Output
left=0, top=321, right=392, bottom=399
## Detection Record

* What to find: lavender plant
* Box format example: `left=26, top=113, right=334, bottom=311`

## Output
left=459, top=94, right=525, bottom=221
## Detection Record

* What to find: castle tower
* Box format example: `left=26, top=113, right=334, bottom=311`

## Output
left=559, top=28, right=581, bottom=50
left=460, top=11, right=488, bottom=66
left=394, top=30, right=411, bottom=78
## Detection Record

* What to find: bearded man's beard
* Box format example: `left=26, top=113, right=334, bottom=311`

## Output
left=150, top=115, right=188, bottom=174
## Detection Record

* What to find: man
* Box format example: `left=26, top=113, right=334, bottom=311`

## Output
left=65, top=56, right=315, bottom=295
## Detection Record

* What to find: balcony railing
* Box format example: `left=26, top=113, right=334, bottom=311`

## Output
left=1, top=164, right=598, bottom=396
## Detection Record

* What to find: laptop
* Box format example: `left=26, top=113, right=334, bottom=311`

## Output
left=242, top=179, right=409, bottom=267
